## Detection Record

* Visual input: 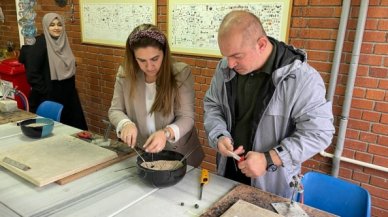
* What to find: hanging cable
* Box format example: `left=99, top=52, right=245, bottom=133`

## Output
left=16, top=90, right=29, bottom=112
left=9, top=88, right=29, bottom=112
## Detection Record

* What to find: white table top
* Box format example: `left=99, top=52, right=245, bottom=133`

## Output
left=115, top=168, right=236, bottom=217
left=0, top=121, right=237, bottom=217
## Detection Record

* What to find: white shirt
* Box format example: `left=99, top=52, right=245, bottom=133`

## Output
left=116, top=82, right=180, bottom=143
left=145, top=82, right=156, bottom=134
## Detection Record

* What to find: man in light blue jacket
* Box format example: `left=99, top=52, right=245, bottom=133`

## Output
left=204, top=10, right=335, bottom=198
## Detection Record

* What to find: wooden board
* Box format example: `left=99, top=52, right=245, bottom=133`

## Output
left=0, top=109, right=36, bottom=124
left=0, top=135, right=118, bottom=187
left=221, top=199, right=283, bottom=217
left=201, top=184, right=335, bottom=217
left=56, top=151, right=134, bottom=185
left=55, top=132, right=133, bottom=185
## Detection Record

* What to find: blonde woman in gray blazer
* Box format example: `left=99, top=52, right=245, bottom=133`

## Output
left=109, top=24, right=204, bottom=167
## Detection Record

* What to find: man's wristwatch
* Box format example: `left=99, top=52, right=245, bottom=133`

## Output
left=264, top=151, right=278, bottom=172
left=163, top=128, right=171, bottom=140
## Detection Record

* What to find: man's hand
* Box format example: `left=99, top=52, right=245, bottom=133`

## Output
left=238, top=151, right=267, bottom=177
left=217, top=136, right=235, bottom=156
left=143, top=130, right=167, bottom=153
left=120, top=122, right=138, bottom=148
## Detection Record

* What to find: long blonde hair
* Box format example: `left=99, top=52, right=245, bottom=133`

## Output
left=123, top=24, right=179, bottom=116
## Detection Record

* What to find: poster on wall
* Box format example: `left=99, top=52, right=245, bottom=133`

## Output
left=168, top=0, right=293, bottom=57
left=80, top=0, right=156, bottom=47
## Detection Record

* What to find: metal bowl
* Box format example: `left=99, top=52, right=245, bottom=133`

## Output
left=20, top=118, right=54, bottom=138
left=136, top=150, right=187, bottom=188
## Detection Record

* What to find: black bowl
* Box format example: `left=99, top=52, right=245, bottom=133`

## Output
left=137, top=150, right=187, bottom=188
left=20, top=118, right=54, bottom=138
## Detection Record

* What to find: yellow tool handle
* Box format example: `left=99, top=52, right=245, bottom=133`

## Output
left=200, top=169, right=209, bottom=185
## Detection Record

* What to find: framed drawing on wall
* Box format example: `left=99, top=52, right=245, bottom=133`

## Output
left=80, top=0, right=157, bottom=47
left=168, top=0, right=293, bottom=57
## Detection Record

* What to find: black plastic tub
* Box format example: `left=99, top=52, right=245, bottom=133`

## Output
left=20, top=118, right=54, bottom=138
left=136, top=150, right=187, bottom=188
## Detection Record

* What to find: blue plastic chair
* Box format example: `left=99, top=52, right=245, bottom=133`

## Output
left=299, top=171, right=371, bottom=217
left=36, top=101, right=64, bottom=122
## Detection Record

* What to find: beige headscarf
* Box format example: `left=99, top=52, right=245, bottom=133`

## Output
left=42, top=13, right=75, bottom=80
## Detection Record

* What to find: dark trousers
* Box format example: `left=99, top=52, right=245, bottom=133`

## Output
left=224, top=157, right=250, bottom=185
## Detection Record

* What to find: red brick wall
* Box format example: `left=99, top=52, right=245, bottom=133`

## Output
left=0, top=0, right=21, bottom=52
left=0, top=0, right=387, bottom=216
left=292, top=1, right=388, bottom=216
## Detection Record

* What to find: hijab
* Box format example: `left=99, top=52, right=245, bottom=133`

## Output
left=42, top=13, right=75, bottom=80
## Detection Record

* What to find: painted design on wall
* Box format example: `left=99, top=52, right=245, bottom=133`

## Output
left=18, top=0, right=37, bottom=45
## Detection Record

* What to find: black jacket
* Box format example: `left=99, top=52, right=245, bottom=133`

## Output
left=20, top=35, right=52, bottom=97
left=19, top=35, right=53, bottom=112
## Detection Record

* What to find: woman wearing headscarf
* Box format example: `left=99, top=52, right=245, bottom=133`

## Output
left=22, top=13, right=87, bottom=130
left=108, top=24, right=204, bottom=167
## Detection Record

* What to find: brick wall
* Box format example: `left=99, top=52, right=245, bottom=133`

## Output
left=0, top=0, right=387, bottom=216
left=0, top=0, right=20, bottom=54
left=291, top=1, right=388, bottom=216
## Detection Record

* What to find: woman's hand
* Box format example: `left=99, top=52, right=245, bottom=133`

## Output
left=143, top=130, right=167, bottom=153
left=120, top=122, right=138, bottom=148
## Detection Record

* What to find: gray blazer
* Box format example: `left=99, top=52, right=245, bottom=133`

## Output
left=109, top=62, right=204, bottom=167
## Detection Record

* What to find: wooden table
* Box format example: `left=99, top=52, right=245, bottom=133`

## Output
left=0, top=121, right=335, bottom=217
left=201, top=184, right=335, bottom=217
left=0, top=109, right=36, bottom=125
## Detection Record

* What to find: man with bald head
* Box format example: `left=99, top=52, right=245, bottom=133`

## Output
left=204, top=10, right=334, bottom=198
